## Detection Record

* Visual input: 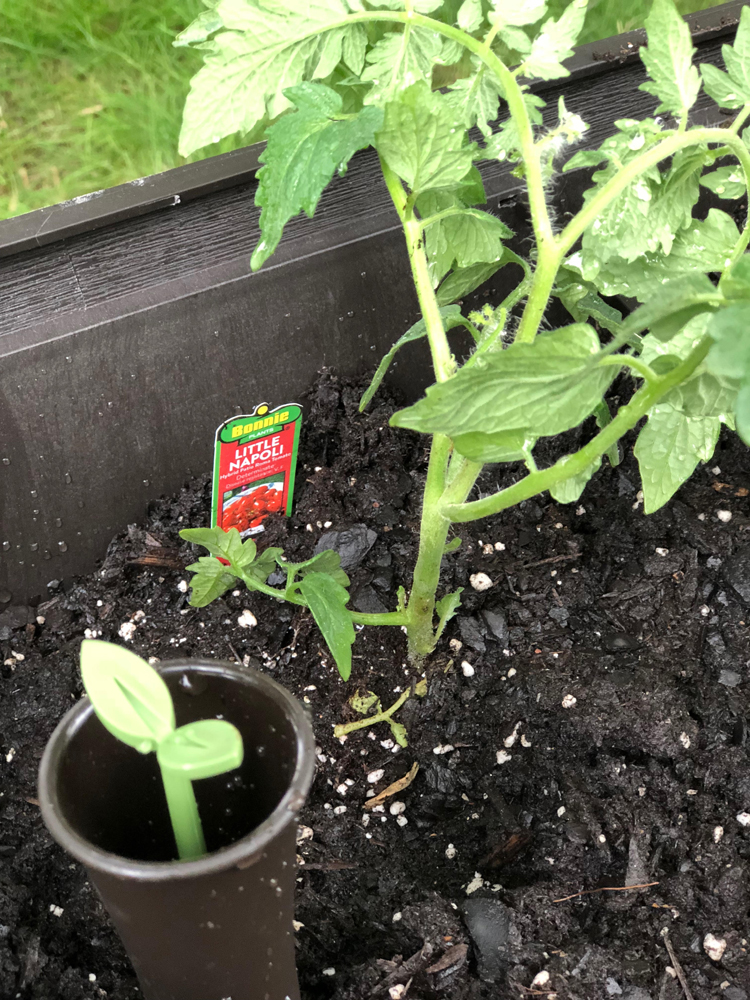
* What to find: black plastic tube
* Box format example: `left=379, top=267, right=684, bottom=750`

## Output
left=38, top=660, right=316, bottom=1000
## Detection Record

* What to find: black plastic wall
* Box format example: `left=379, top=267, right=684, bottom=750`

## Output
left=0, top=2, right=744, bottom=603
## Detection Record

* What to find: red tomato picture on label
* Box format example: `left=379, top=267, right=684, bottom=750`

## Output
left=221, top=482, right=284, bottom=534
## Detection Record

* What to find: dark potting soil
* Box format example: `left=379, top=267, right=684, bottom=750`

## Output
left=1, top=370, right=750, bottom=1000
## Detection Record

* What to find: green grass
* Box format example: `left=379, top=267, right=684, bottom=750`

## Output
left=0, top=0, right=728, bottom=222
left=0, top=0, right=244, bottom=219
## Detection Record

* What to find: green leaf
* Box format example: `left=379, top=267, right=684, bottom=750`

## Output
left=391, top=324, right=615, bottom=439
left=635, top=401, right=720, bottom=513
left=549, top=456, right=601, bottom=504
left=184, top=556, right=238, bottom=607
left=174, top=7, right=224, bottom=47
left=480, top=93, right=545, bottom=163
left=251, top=83, right=382, bottom=269
left=444, top=536, right=462, bottom=554
left=554, top=269, right=622, bottom=334
left=721, top=6, right=750, bottom=104
left=80, top=640, right=175, bottom=753
left=700, top=165, right=747, bottom=201
left=245, top=546, right=285, bottom=585
left=444, top=64, right=504, bottom=138
left=375, top=82, right=474, bottom=194
left=721, top=253, right=750, bottom=300
left=621, top=274, right=723, bottom=342
left=436, top=248, right=527, bottom=305
left=156, top=719, right=244, bottom=780
left=367, top=0, right=443, bottom=10
left=179, top=0, right=363, bottom=156
left=490, top=0, right=547, bottom=27
left=282, top=549, right=350, bottom=589
left=736, top=382, right=750, bottom=444
left=706, top=302, right=750, bottom=381
left=389, top=720, right=409, bottom=748
left=700, top=63, right=748, bottom=110
left=350, top=689, right=381, bottom=715
left=453, top=429, right=535, bottom=462
left=594, top=399, right=621, bottom=467
left=361, top=27, right=443, bottom=106
left=522, top=0, right=586, bottom=80
left=638, top=0, right=700, bottom=117
left=435, top=588, right=463, bottom=642
left=572, top=210, right=739, bottom=301
left=299, top=571, right=356, bottom=680
left=181, top=526, right=257, bottom=567
left=360, top=305, right=465, bottom=411
left=457, top=0, right=484, bottom=32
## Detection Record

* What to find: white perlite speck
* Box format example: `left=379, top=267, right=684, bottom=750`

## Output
left=389, top=801, right=406, bottom=816
left=333, top=805, right=347, bottom=816
left=713, top=826, right=724, bottom=843
left=469, top=572, right=493, bottom=592
left=716, top=510, right=732, bottom=523
left=561, top=694, right=577, bottom=709
left=296, top=825, right=313, bottom=844
left=237, top=609, right=257, bottom=629
left=396, top=815, right=408, bottom=827
left=679, top=732, right=691, bottom=749
left=367, top=769, right=385, bottom=783
left=49, top=905, right=64, bottom=918
left=504, top=722, right=521, bottom=748
left=496, top=750, right=512, bottom=764
left=461, top=660, right=475, bottom=677
left=531, top=971, right=550, bottom=988
left=703, top=933, right=727, bottom=961
left=5, top=748, right=15, bottom=764
left=389, top=985, right=407, bottom=1000
left=118, top=622, right=136, bottom=641
left=736, top=811, right=750, bottom=827
left=433, top=744, right=454, bottom=755
left=336, top=783, right=348, bottom=796
left=322, top=968, right=335, bottom=976
left=655, top=547, right=669, bottom=557
left=445, top=843, right=457, bottom=859
left=465, top=872, right=485, bottom=895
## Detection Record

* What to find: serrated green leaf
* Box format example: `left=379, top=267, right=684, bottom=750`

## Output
left=350, top=689, right=381, bottom=715
left=361, top=27, right=443, bottom=106
left=391, top=324, right=614, bottom=439
left=180, top=526, right=256, bottom=567
left=480, top=92, right=545, bottom=163
left=622, top=274, right=723, bottom=342
left=245, top=546, right=285, bottom=585
left=571, top=210, right=739, bottom=301
left=184, top=556, right=239, bottom=607
left=282, top=549, right=350, bottom=589
left=81, top=640, right=175, bottom=752
left=444, top=64, right=504, bottom=137
left=522, top=0, right=586, bottom=80
left=721, top=6, right=750, bottom=104
left=453, top=429, right=535, bottom=462
left=376, top=82, right=474, bottom=194
left=174, top=7, right=224, bottom=46
left=549, top=455, right=601, bottom=504
left=179, top=0, right=362, bottom=156
left=700, top=63, right=748, bottom=110
left=635, top=401, right=720, bottom=513
left=299, top=571, right=356, bottom=680
left=554, top=269, right=622, bottom=334
left=251, top=83, right=382, bottom=269
left=435, top=588, right=463, bottom=642
left=360, top=306, right=465, bottom=411
left=639, top=0, right=700, bottom=116
left=700, top=165, right=747, bottom=201
left=490, top=0, right=547, bottom=28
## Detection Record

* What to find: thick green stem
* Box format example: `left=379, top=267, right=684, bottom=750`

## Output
left=443, top=339, right=711, bottom=523
left=514, top=243, right=561, bottom=344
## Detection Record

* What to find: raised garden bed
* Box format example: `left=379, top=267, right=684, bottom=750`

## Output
left=1, top=370, right=749, bottom=999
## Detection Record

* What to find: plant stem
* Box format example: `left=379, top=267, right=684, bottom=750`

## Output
left=333, top=688, right=410, bottom=738
left=158, top=764, right=206, bottom=860
left=442, top=338, right=711, bottom=523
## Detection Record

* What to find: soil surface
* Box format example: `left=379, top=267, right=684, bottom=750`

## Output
left=1, top=370, right=750, bottom=1000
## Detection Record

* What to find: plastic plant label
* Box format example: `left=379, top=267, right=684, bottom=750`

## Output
left=212, top=402, right=302, bottom=537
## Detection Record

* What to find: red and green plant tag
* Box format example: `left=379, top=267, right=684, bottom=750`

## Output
left=212, top=403, right=302, bottom=537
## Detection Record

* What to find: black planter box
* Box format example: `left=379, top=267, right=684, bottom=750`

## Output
left=0, top=1, right=744, bottom=604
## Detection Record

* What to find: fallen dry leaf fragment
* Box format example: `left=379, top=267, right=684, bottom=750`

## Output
left=364, top=762, right=419, bottom=810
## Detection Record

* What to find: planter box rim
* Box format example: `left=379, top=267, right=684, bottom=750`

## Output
left=38, top=659, right=316, bottom=882
left=0, top=0, right=741, bottom=260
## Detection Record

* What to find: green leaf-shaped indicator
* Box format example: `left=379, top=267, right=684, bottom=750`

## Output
left=80, top=640, right=175, bottom=753
left=156, top=719, right=244, bottom=781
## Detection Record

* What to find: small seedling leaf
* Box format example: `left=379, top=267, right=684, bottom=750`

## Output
left=350, top=689, right=381, bottom=716
left=156, top=719, right=244, bottom=780
left=638, top=0, right=700, bottom=116
left=184, top=557, right=238, bottom=607
left=299, top=571, right=356, bottom=681
left=80, top=640, right=175, bottom=752
left=435, top=588, right=463, bottom=642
